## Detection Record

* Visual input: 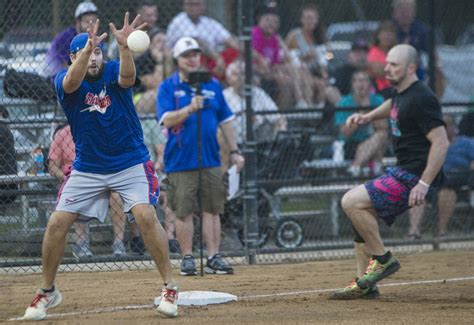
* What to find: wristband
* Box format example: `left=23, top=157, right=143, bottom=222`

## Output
left=230, top=149, right=241, bottom=155
left=418, top=180, right=430, bottom=188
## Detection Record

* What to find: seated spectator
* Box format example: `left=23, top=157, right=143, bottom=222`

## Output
left=252, top=5, right=318, bottom=110
left=131, top=30, right=178, bottom=253
left=44, top=1, right=98, bottom=78
left=154, top=128, right=180, bottom=254
left=165, top=0, right=240, bottom=78
left=332, top=39, right=369, bottom=96
left=436, top=113, right=474, bottom=238
left=285, top=4, right=328, bottom=78
left=0, top=105, right=17, bottom=205
left=134, top=28, right=173, bottom=115
left=391, top=0, right=446, bottom=98
left=335, top=70, right=387, bottom=176
left=108, top=1, right=159, bottom=60
left=223, top=60, right=287, bottom=145
left=48, top=124, right=141, bottom=257
left=367, top=21, right=397, bottom=98
left=285, top=4, right=341, bottom=108
left=406, top=114, right=474, bottom=240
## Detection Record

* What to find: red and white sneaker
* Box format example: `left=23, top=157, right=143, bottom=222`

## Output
left=23, top=287, right=62, bottom=320
left=157, top=283, right=178, bottom=317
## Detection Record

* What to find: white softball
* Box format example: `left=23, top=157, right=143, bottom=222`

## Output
left=127, top=30, right=150, bottom=53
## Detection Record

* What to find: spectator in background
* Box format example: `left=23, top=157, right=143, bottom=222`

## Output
left=166, top=0, right=240, bottom=78
left=157, top=37, right=244, bottom=276
left=0, top=105, right=17, bottom=206
left=335, top=70, right=387, bottom=177
left=285, top=4, right=341, bottom=108
left=367, top=21, right=397, bottom=98
left=391, top=0, right=446, bottom=98
left=437, top=113, right=474, bottom=238
left=134, top=28, right=173, bottom=115
left=252, top=6, right=318, bottom=110
left=332, top=39, right=369, bottom=96
left=154, top=128, right=180, bottom=254
left=48, top=124, right=141, bottom=257
left=132, top=27, right=178, bottom=254
left=44, top=1, right=98, bottom=78
left=223, top=60, right=287, bottom=145
left=285, top=4, right=328, bottom=78
left=108, top=1, right=159, bottom=60
left=406, top=113, right=474, bottom=240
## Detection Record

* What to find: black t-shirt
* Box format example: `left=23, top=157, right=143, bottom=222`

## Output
left=389, top=81, right=445, bottom=182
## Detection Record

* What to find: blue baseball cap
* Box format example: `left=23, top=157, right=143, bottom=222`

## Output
left=70, top=33, right=104, bottom=55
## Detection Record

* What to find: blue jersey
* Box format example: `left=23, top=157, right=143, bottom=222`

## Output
left=55, top=61, right=150, bottom=174
left=157, top=72, right=234, bottom=173
left=443, top=136, right=474, bottom=173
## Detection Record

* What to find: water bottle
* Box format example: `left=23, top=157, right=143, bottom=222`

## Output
left=332, top=140, right=345, bottom=163
left=33, top=147, right=45, bottom=176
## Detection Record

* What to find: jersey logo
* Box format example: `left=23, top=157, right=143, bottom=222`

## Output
left=390, top=102, right=401, bottom=137
left=81, top=88, right=111, bottom=114
left=174, top=90, right=186, bottom=98
left=202, top=89, right=216, bottom=99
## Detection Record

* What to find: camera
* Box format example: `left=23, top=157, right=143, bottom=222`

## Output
left=188, top=71, right=211, bottom=94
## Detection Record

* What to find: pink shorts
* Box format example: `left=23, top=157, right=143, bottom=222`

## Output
left=364, top=167, right=420, bottom=226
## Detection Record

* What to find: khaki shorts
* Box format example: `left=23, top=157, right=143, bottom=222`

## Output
left=167, top=167, right=226, bottom=218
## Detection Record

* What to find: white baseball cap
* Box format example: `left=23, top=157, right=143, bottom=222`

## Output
left=75, top=1, right=98, bottom=18
left=173, top=37, right=201, bottom=58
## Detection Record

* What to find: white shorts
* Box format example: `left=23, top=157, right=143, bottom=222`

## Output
left=55, top=161, right=159, bottom=223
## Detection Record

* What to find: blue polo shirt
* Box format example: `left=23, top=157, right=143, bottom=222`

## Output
left=157, top=72, right=234, bottom=173
left=443, top=136, right=474, bottom=173
left=55, top=61, right=150, bottom=173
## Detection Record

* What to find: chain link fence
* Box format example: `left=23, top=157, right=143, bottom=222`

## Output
left=1, top=0, right=473, bottom=273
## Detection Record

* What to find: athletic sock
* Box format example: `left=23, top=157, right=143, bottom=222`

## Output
left=41, top=285, right=55, bottom=293
left=373, top=251, right=392, bottom=264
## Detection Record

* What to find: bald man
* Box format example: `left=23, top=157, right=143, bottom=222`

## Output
left=329, top=44, right=449, bottom=300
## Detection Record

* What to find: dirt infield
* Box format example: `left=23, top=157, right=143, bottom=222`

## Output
left=2, top=250, right=474, bottom=324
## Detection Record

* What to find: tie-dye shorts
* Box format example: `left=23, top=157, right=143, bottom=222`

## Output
left=364, top=167, right=420, bottom=226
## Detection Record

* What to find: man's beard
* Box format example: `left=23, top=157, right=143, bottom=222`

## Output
left=85, top=63, right=104, bottom=82
left=388, top=77, right=399, bottom=86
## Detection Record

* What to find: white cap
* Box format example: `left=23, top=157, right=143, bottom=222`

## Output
left=173, top=37, right=201, bottom=58
left=75, top=1, right=98, bottom=18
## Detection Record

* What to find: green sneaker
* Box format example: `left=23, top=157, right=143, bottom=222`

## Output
left=329, top=278, right=379, bottom=300
left=357, top=255, right=401, bottom=289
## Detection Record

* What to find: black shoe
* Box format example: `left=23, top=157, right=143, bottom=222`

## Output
left=130, top=236, right=146, bottom=255
left=180, top=255, right=197, bottom=276
left=204, top=254, right=234, bottom=275
left=168, top=239, right=180, bottom=254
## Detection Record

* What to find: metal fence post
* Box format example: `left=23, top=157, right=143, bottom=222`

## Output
left=240, top=0, right=258, bottom=265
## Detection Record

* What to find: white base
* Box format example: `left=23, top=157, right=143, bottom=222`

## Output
left=155, top=291, right=237, bottom=306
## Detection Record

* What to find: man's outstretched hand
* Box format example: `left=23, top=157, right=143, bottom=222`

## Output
left=109, top=12, right=147, bottom=48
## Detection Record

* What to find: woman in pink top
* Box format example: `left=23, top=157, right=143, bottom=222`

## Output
left=48, top=125, right=75, bottom=178
left=367, top=21, right=397, bottom=97
left=251, top=5, right=318, bottom=110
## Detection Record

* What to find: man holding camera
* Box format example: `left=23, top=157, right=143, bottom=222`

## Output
left=157, top=37, right=244, bottom=276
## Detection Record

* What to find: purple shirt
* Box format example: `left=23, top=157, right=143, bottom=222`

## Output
left=45, top=26, right=77, bottom=78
